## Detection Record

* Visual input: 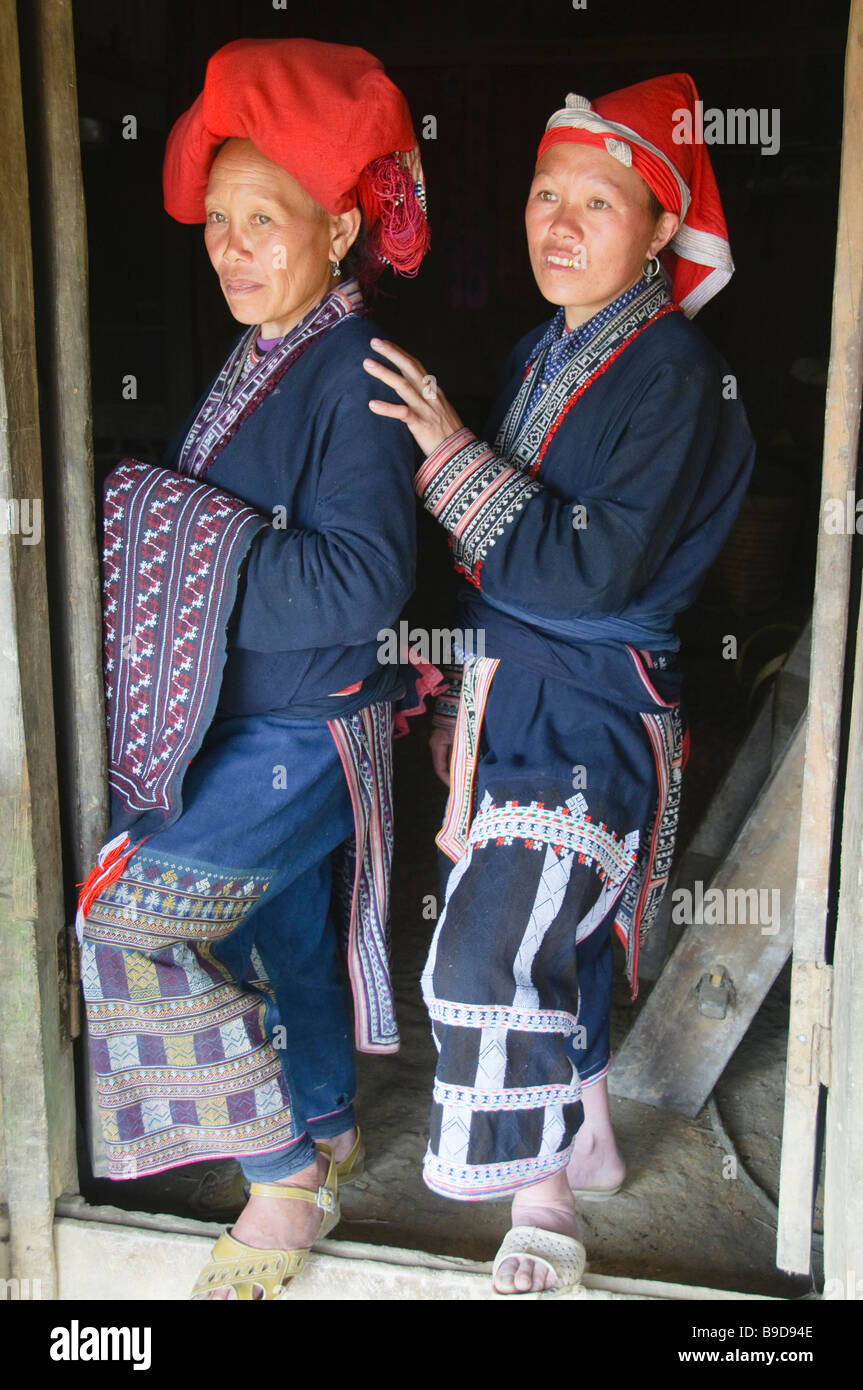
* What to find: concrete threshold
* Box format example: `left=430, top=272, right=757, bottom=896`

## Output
left=54, top=1196, right=777, bottom=1301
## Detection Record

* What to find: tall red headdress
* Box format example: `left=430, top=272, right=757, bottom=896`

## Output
left=537, top=73, right=733, bottom=316
left=163, top=37, right=430, bottom=276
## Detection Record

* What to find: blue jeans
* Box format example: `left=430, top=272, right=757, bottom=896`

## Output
left=204, top=727, right=357, bottom=1182
left=213, top=853, right=358, bottom=1182
left=214, top=856, right=358, bottom=1181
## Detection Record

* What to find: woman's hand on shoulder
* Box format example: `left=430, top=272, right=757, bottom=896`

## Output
left=429, top=727, right=454, bottom=787
left=363, top=339, right=463, bottom=458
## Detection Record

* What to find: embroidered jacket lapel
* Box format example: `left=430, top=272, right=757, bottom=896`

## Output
left=495, top=278, right=673, bottom=473
left=177, top=281, right=363, bottom=480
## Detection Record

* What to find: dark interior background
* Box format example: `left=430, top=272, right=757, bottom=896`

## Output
left=59, top=0, right=851, bottom=1201
left=70, top=0, right=847, bottom=624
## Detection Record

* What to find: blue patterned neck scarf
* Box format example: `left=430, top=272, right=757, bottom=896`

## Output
left=523, top=275, right=653, bottom=422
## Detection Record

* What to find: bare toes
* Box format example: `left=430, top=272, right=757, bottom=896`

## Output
left=493, top=1255, right=519, bottom=1293
left=494, top=1255, right=557, bottom=1295
left=532, top=1260, right=556, bottom=1293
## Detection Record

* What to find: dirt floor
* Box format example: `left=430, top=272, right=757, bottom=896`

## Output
left=80, top=597, right=821, bottom=1300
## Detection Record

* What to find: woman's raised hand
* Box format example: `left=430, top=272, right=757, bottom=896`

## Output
left=364, top=339, right=464, bottom=458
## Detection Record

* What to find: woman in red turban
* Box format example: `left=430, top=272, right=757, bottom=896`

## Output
left=365, top=73, right=754, bottom=1297
left=79, top=37, right=431, bottom=1301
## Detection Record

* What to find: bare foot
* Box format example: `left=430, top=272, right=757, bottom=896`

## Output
left=566, top=1079, right=626, bottom=1192
left=566, top=1129, right=626, bottom=1190
left=315, top=1125, right=358, bottom=1165
left=493, top=1169, right=582, bottom=1295
left=207, top=1146, right=335, bottom=1300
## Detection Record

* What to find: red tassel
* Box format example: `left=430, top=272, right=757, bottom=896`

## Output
left=75, top=832, right=143, bottom=942
left=357, top=150, right=431, bottom=277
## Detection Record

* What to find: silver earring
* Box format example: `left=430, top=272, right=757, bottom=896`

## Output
left=643, top=255, right=660, bottom=280
left=329, top=258, right=341, bottom=278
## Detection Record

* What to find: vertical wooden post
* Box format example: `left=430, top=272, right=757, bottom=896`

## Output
left=776, top=0, right=863, bottom=1275
left=23, top=0, right=111, bottom=1176
left=823, top=583, right=863, bottom=1294
left=26, top=0, right=108, bottom=896
left=0, top=0, right=77, bottom=1296
left=820, top=0, right=863, bottom=1300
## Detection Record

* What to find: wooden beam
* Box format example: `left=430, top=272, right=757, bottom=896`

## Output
left=819, top=0, right=863, bottom=1297
left=776, top=0, right=863, bottom=1276
left=640, top=624, right=810, bottom=980
left=608, top=720, right=804, bottom=1116
left=0, top=0, right=76, bottom=1296
left=823, top=573, right=863, bottom=1295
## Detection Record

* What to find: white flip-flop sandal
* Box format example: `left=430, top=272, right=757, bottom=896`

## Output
left=492, top=1225, right=587, bottom=1299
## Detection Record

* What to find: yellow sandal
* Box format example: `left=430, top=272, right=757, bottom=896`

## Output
left=190, top=1146, right=339, bottom=1300
left=316, top=1126, right=365, bottom=1185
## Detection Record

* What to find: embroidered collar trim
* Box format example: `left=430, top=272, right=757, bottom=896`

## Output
left=177, top=277, right=364, bottom=480
left=496, top=277, right=673, bottom=470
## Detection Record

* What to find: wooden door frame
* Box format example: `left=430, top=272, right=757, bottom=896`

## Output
left=0, top=0, right=78, bottom=1300
left=776, top=0, right=863, bottom=1278
left=2, top=0, right=862, bottom=1301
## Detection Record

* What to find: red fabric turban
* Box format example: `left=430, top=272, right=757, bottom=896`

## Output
left=537, top=73, right=733, bottom=316
left=163, top=37, right=429, bottom=275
